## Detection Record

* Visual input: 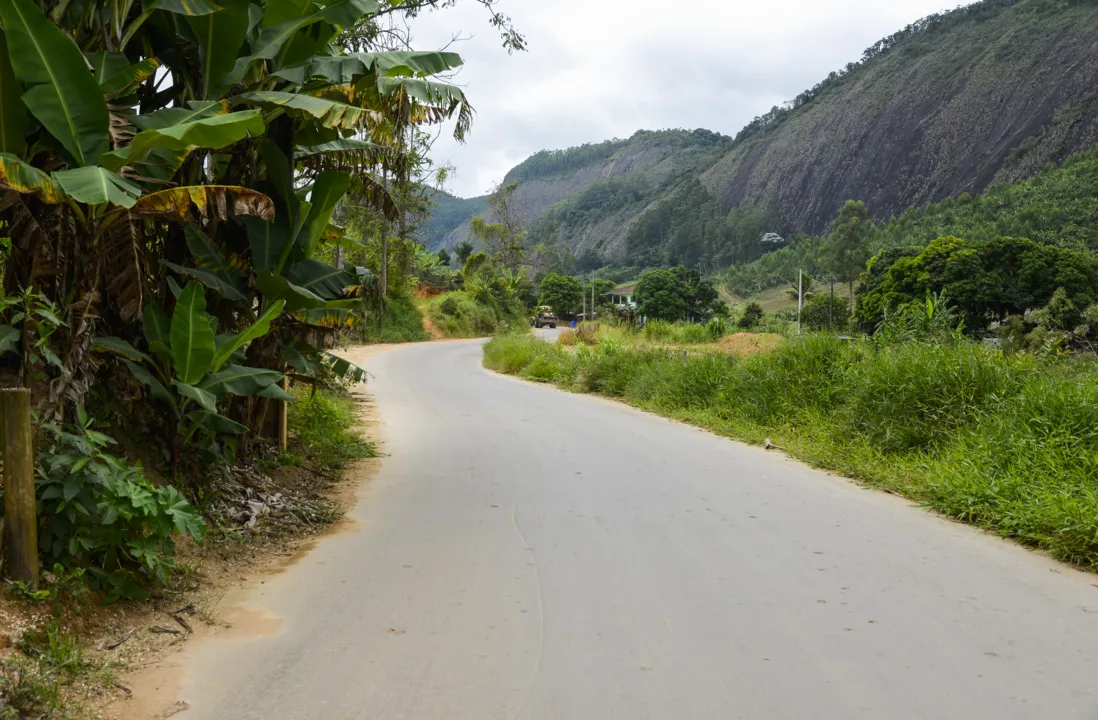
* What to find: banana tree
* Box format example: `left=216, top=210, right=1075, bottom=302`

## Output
left=95, top=282, right=289, bottom=475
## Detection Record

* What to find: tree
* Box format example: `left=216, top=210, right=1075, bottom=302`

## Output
left=472, top=181, right=527, bottom=270
left=738, top=302, right=765, bottom=328
left=670, top=266, right=726, bottom=320
left=855, top=235, right=1098, bottom=334
left=437, top=248, right=452, bottom=266
left=635, top=270, right=687, bottom=322
left=454, top=241, right=475, bottom=265
left=538, top=274, right=583, bottom=315
left=801, top=295, right=850, bottom=331
left=822, top=201, right=872, bottom=310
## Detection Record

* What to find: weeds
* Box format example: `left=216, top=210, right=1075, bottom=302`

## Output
left=0, top=656, right=61, bottom=719
left=288, top=386, right=377, bottom=475
left=484, top=332, right=1098, bottom=569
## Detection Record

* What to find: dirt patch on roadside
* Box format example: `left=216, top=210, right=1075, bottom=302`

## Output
left=718, top=332, right=783, bottom=355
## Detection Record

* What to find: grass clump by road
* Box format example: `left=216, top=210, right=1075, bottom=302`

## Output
left=425, top=291, right=527, bottom=338
left=370, top=293, right=430, bottom=343
left=484, top=331, right=1098, bottom=569
left=288, top=385, right=377, bottom=475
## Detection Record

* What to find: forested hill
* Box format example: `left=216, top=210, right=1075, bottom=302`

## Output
left=427, top=0, right=1098, bottom=268
left=421, top=129, right=731, bottom=252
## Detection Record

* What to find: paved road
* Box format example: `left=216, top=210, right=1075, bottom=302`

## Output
left=180, top=339, right=1098, bottom=719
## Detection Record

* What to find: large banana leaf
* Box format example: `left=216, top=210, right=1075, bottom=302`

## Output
left=275, top=51, right=463, bottom=86
left=245, top=215, right=293, bottom=273
left=122, top=359, right=177, bottom=415
left=295, top=138, right=379, bottom=158
left=284, top=259, right=355, bottom=300
left=0, top=0, right=110, bottom=166
left=208, top=299, right=286, bottom=373
left=298, top=170, right=351, bottom=259
left=170, top=282, right=216, bottom=385
left=101, top=110, right=265, bottom=171
left=172, top=380, right=217, bottom=412
left=162, top=260, right=249, bottom=304
left=185, top=0, right=251, bottom=98
left=188, top=410, right=248, bottom=434
left=235, top=91, right=380, bottom=129
left=255, top=271, right=327, bottom=312
left=53, top=166, right=143, bottom=207
left=143, top=305, right=172, bottom=348
left=130, top=100, right=230, bottom=131
left=0, top=35, right=28, bottom=155
left=0, top=153, right=65, bottom=202
left=85, top=53, right=159, bottom=96
left=131, top=185, right=274, bottom=222
left=199, top=364, right=283, bottom=396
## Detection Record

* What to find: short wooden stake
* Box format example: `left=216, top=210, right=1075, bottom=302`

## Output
left=1, top=389, right=37, bottom=586
left=278, top=377, right=289, bottom=451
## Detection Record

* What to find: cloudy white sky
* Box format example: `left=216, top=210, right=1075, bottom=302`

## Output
left=410, top=0, right=968, bottom=198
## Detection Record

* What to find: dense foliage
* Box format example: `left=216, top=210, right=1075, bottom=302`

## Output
left=538, top=274, right=583, bottom=315
left=634, top=266, right=725, bottom=322
left=855, top=236, right=1098, bottom=333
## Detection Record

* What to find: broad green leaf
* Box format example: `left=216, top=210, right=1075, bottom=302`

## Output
left=149, top=340, right=172, bottom=369
left=92, top=336, right=148, bottom=362
left=92, top=56, right=160, bottom=97
left=276, top=51, right=464, bottom=86
left=298, top=171, right=351, bottom=259
left=255, top=270, right=326, bottom=312
left=0, top=35, right=28, bottom=155
left=199, top=364, right=282, bottom=396
left=0, top=324, right=19, bottom=356
left=180, top=225, right=247, bottom=302
left=0, top=0, right=110, bottom=166
left=155, top=0, right=223, bottom=14
left=53, top=166, right=142, bottom=207
left=130, top=100, right=229, bottom=131
left=187, top=409, right=248, bottom=435
left=235, top=91, right=379, bottom=130
left=257, top=383, right=294, bottom=402
left=284, top=260, right=354, bottom=300
left=172, top=380, right=217, bottom=412
left=101, top=110, right=265, bottom=171
left=208, top=299, right=286, bottom=373
left=170, top=282, right=216, bottom=384
left=143, top=305, right=171, bottom=348
left=295, top=138, right=379, bottom=159
left=226, top=0, right=378, bottom=84
left=161, top=260, right=249, bottom=304
left=325, top=352, right=366, bottom=383
left=121, top=359, right=177, bottom=415
left=282, top=344, right=308, bottom=373
left=0, top=153, right=65, bottom=202
left=186, top=0, right=251, bottom=98
left=245, top=216, right=293, bottom=273
left=85, top=52, right=128, bottom=89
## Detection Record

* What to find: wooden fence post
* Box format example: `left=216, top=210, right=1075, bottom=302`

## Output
left=0, top=388, right=37, bottom=586
left=279, top=377, right=288, bottom=451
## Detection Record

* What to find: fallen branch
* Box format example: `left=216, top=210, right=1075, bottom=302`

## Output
left=103, top=628, right=136, bottom=650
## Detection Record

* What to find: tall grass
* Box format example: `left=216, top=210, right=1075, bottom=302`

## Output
left=426, top=291, right=526, bottom=338
left=372, top=293, right=430, bottom=343
left=483, top=333, right=1098, bottom=569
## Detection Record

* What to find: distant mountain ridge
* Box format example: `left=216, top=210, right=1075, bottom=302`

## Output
left=424, top=0, right=1098, bottom=268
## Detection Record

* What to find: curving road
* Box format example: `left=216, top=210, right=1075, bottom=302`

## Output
left=178, top=337, right=1098, bottom=719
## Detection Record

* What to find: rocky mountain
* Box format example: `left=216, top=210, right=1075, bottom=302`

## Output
left=427, top=0, right=1098, bottom=269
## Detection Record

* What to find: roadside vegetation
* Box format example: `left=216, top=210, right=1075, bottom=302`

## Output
left=485, top=299, right=1098, bottom=570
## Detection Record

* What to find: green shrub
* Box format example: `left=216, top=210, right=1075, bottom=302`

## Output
left=29, top=417, right=205, bottom=603
left=289, top=386, right=376, bottom=474
left=426, top=291, right=526, bottom=338
left=738, top=301, right=764, bottom=328
left=800, top=294, right=851, bottom=331
left=373, top=292, right=429, bottom=343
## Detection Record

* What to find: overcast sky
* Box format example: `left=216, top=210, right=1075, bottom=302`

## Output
left=410, top=0, right=967, bottom=198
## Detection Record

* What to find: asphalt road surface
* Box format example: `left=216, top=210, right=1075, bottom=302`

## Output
left=178, top=338, right=1098, bottom=719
